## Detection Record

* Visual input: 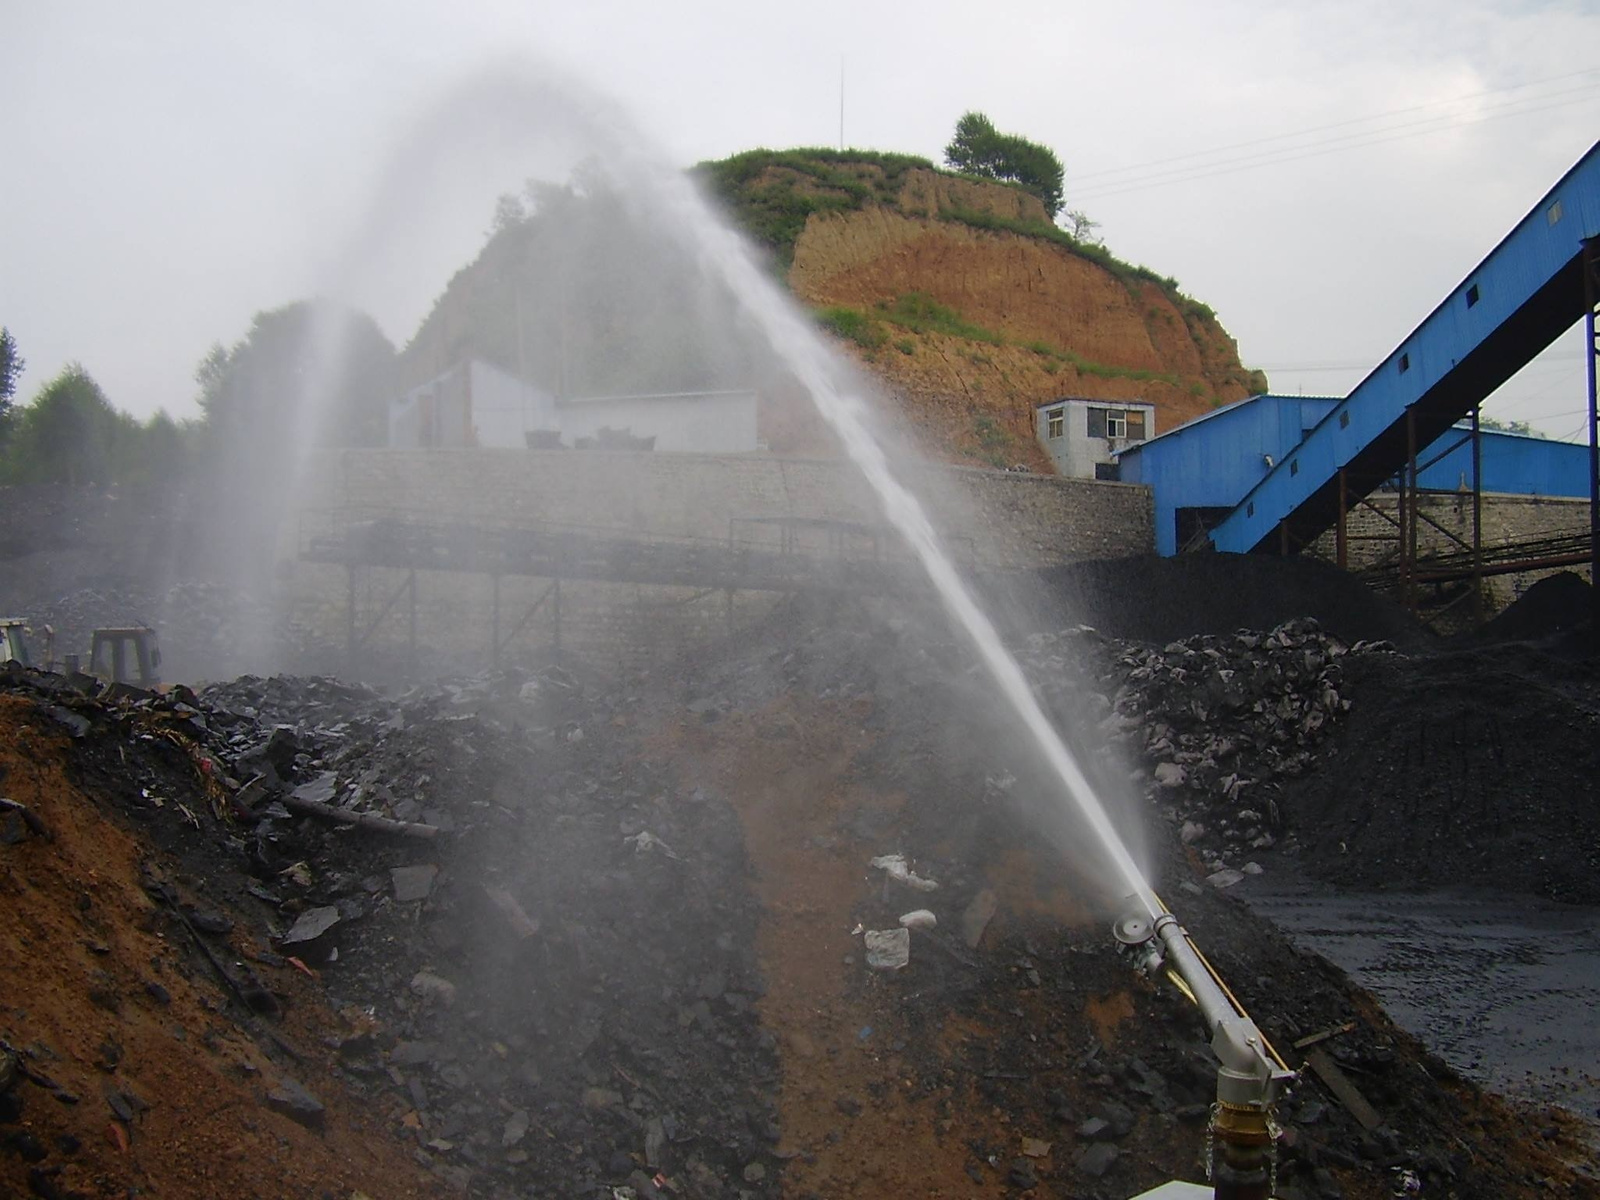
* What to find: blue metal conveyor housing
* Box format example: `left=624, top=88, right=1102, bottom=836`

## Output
left=1208, top=140, right=1600, bottom=555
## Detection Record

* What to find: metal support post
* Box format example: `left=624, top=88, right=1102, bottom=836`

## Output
left=491, top=574, right=501, bottom=669
left=1585, top=237, right=1599, bottom=629
left=407, top=569, right=417, bottom=674
left=1336, top=470, right=1348, bottom=570
left=553, top=576, right=562, bottom=654
left=1406, top=410, right=1419, bottom=610
left=1472, top=404, right=1483, bottom=626
left=346, top=564, right=357, bottom=664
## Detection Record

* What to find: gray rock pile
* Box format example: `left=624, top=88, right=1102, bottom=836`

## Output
left=0, top=660, right=779, bottom=1198
left=1019, top=618, right=1397, bottom=882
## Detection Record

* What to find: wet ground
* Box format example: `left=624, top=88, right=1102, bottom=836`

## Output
left=1239, top=868, right=1600, bottom=1138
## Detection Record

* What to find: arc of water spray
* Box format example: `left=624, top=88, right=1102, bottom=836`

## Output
left=638, top=165, right=1161, bottom=922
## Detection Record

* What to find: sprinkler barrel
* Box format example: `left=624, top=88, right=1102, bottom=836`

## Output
left=1114, top=902, right=1295, bottom=1198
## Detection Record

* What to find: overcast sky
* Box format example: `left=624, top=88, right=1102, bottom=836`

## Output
left=3, top=1, right=1597, bottom=438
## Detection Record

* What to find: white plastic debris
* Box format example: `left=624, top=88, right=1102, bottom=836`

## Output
left=898, top=909, right=937, bottom=931
left=624, top=831, right=680, bottom=860
left=870, top=853, right=939, bottom=892
left=863, top=927, right=911, bottom=970
left=1206, top=868, right=1245, bottom=889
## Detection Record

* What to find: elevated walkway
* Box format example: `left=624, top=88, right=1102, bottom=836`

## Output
left=1208, top=141, right=1600, bottom=555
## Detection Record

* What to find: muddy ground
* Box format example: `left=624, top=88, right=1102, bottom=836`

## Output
left=5, top=560, right=1600, bottom=1199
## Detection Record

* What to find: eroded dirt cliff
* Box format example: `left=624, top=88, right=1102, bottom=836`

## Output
left=706, top=155, right=1265, bottom=468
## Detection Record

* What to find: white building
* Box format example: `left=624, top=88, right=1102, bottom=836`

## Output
left=1035, top=398, right=1155, bottom=480
left=389, top=360, right=759, bottom=454
left=389, top=360, right=556, bottom=449
left=556, top=389, right=758, bottom=454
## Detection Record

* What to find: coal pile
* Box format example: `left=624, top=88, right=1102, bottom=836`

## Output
left=1469, top=570, right=1594, bottom=648
left=1019, top=619, right=1392, bottom=885
left=1013, top=553, right=1433, bottom=651
left=1, top=662, right=779, bottom=1198
left=1274, top=643, right=1600, bottom=904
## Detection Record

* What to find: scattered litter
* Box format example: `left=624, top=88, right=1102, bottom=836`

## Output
left=625, top=830, right=681, bottom=859
left=898, top=909, right=937, bottom=930
left=870, top=853, right=938, bottom=892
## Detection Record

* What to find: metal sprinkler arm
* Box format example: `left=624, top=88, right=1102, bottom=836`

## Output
left=1114, top=899, right=1295, bottom=1198
left=1148, top=912, right=1293, bottom=1109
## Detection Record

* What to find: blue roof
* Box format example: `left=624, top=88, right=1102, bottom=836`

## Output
left=1119, top=393, right=1588, bottom=555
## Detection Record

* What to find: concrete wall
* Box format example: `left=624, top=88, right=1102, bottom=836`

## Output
left=556, top=391, right=758, bottom=453
left=286, top=449, right=1154, bottom=675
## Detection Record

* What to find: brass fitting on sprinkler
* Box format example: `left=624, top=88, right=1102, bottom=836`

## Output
left=1114, top=902, right=1294, bottom=1199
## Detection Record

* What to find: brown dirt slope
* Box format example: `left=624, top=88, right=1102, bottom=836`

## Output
left=747, top=159, right=1264, bottom=468
left=0, top=695, right=444, bottom=1200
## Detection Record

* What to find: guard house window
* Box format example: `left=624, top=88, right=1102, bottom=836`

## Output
left=1126, top=410, right=1147, bottom=441
left=1088, top=406, right=1134, bottom=440
left=1046, top=407, right=1064, bottom=439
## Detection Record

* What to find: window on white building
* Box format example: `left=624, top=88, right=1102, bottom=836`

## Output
left=1046, top=408, right=1064, bottom=439
left=1105, top=411, right=1127, bottom=439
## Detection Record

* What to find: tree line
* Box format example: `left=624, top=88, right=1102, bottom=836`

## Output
left=0, top=304, right=395, bottom=489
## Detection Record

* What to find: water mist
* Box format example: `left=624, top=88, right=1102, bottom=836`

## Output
left=269, top=58, right=1158, bottom=914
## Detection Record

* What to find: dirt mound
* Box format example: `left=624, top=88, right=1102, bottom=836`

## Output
left=1008, top=553, right=1433, bottom=650
left=0, top=695, right=443, bottom=1200
left=651, top=596, right=1596, bottom=1197
left=6, top=592, right=1598, bottom=1198
left=2, top=663, right=778, bottom=1199
left=1276, top=644, right=1600, bottom=903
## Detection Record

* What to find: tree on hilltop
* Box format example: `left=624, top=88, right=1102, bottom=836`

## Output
left=944, top=110, right=1066, bottom=219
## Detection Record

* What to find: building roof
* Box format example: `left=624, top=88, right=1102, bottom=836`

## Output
left=1115, top=393, right=1341, bottom=459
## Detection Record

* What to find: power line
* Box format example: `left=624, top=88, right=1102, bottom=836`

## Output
left=1072, top=66, right=1600, bottom=185
left=1073, top=87, right=1600, bottom=202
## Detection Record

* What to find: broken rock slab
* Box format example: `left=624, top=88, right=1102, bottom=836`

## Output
left=278, top=905, right=341, bottom=954
left=1206, top=868, right=1245, bottom=890
left=265, top=1076, right=325, bottom=1131
left=898, top=909, right=937, bottom=931
left=390, top=864, right=439, bottom=903
left=1079, top=1142, right=1120, bottom=1178
left=863, top=927, right=910, bottom=971
left=960, top=889, right=999, bottom=949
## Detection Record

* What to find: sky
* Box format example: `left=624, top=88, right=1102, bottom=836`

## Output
left=3, top=1, right=1598, bottom=438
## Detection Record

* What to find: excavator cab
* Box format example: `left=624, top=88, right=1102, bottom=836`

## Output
left=87, top=626, right=161, bottom=687
left=1, top=619, right=32, bottom=669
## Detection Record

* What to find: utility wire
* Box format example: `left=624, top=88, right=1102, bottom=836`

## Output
left=1072, top=66, right=1600, bottom=184
left=1073, top=88, right=1600, bottom=201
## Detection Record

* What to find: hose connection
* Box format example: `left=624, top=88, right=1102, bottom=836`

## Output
left=1114, top=899, right=1296, bottom=1198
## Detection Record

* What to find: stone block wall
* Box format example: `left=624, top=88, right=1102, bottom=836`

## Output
left=1307, top=489, right=1591, bottom=624
left=285, top=449, right=1154, bottom=675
